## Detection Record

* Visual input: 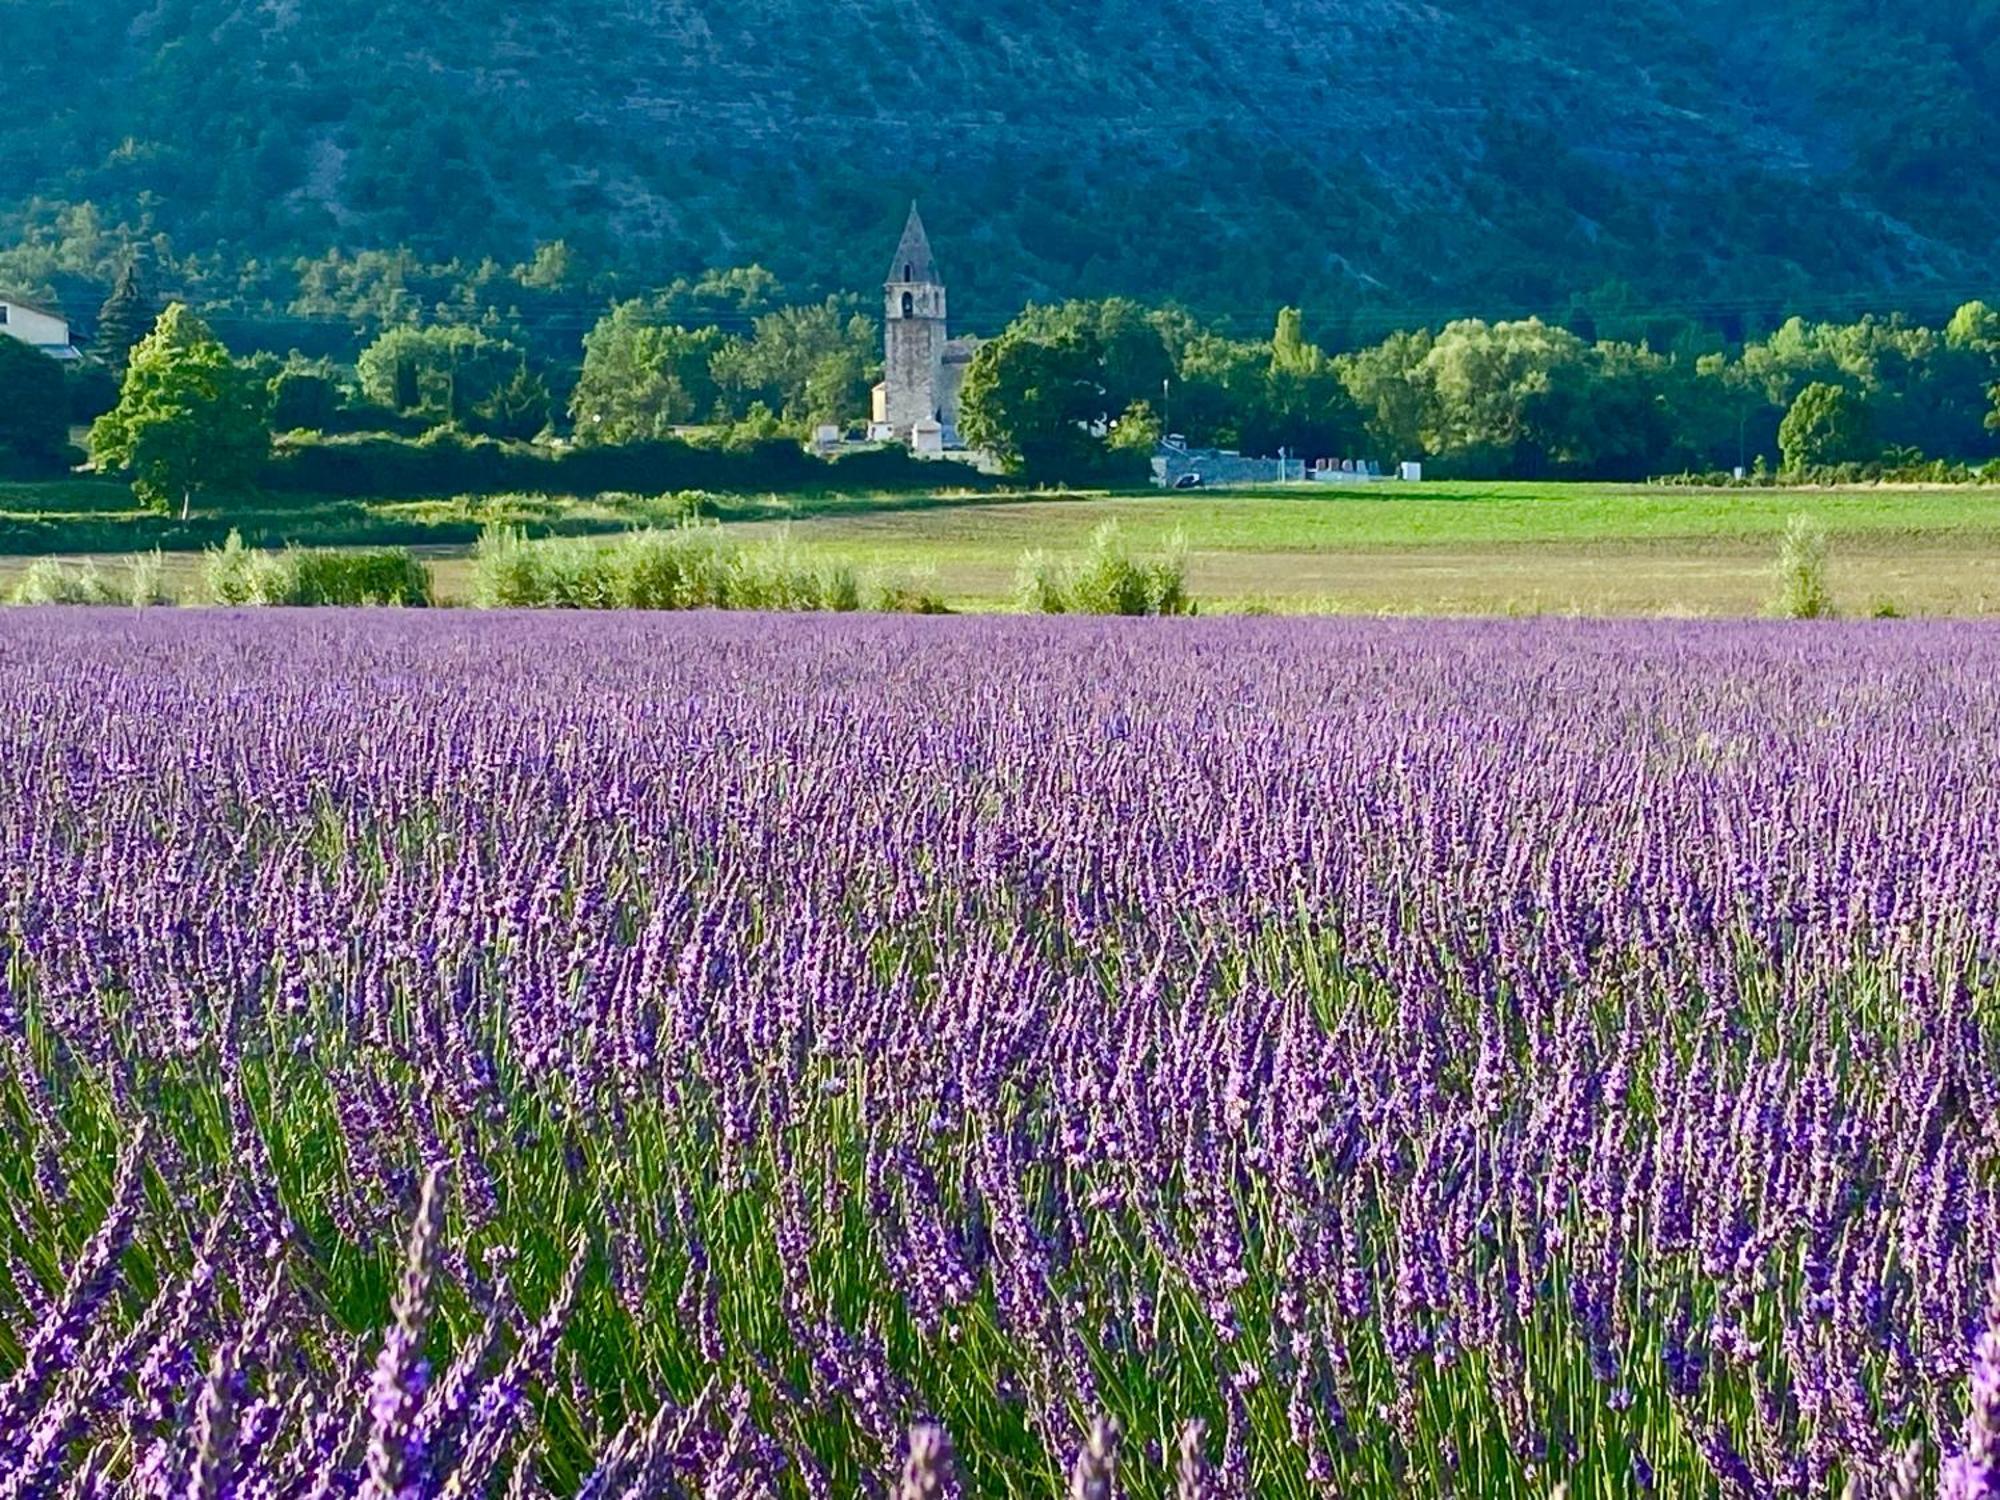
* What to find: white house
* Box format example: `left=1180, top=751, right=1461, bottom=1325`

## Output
left=0, top=299, right=83, bottom=362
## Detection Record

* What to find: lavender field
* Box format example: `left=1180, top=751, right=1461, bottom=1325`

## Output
left=3, top=611, right=1999, bottom=1498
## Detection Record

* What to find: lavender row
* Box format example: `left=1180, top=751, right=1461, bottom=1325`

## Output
left=3, top=611, right=2000, bottom=1496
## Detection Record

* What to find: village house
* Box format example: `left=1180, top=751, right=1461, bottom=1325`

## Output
left=0, top=298, right=83, bottom=361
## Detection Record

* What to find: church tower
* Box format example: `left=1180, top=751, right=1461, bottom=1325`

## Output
left=881, top=203, right=948, bottom=443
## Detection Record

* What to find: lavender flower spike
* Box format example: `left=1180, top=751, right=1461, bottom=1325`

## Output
left=1070, top=1417, right=1119, bottom=1500
left=361, top=1167, right=447, bottom=1500
left=899, top=1423, right=958, bottom=1500
left=1176, top=1420, right=1214, bottom=1500
left=187, top=1342, right=237, bottom=1500
left=1942, top=1271, right=2000, bottom=1499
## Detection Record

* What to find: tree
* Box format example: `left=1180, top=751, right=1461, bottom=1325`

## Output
left=1174, top=333, right=1274, bottom=451
left=801, top=350, right=871, bottom=429
left=1416, top=319, right=1596, bottom=476
left=1574, top=342, right=1681, bottom=479
left=266, top=354, right=343, bottom=432
left=515, top=240, right=576, bottom=292
left=356, top=324, right=532, bottom=436
left=1258, top=307, right=1359, bottom=460
left=570, top=301, right=731, bottom=443
left=958, top=329, right=1128, bottom=479
left=0, top=336, right=72, bottom=474
left=1011, top=299, right=1174, bottom=418
left=1108, top=399, right=1163, bottom=454
left=1778, top=382, right=1875, bottom=473
left=478, top=363, right=552, bottom=442
left=92, top=250, right=160, bottom=373
left=710, top=298, right=878, bottom=427
left=88, top=304, right=270, bottom=517
left=1946, top=300, right=2000, bottom=352
left=1337, top=330, right=1434, bottom=460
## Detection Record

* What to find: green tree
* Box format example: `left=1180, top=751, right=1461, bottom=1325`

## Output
left=266, top=354, right=342, bottom=432
left=1259, top=307, right=1359, bottom=460
left=1173, top=333, right=1272, bottom=451
left=515, top=240, right=576, bottom=292
left=357, top=324, right=528, bottom=434
left=1417, top=319, right=1596, bottom=476
left=1337, top=330, right=1435, bottom=460
left=478, top=362, right=552, bottom=442
left=92, top=251, right=160, bottom=373
left=570, top=301, right=731, bottom=443
left=711, top=298, right=878, bottom=427
left=1945, top=300, right=2000, bottom=352
left=1778, top=382, right=1875, bottom=473
left=88, top=304, right=270, bottom=517
left=1108, top=399, right=1164, bottom=454
left=1574, top=342, right=1681, bottom=479
left=1012, top=299, right=1175, bottom=418
left=0, top=336, right=72, bottom=474
left=801, top=350, right=871, bottom=429
left=958, top=330, right=1120, bottom=478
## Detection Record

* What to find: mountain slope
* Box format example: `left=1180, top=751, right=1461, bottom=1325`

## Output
left=3, top=0, right=1997, bottom=330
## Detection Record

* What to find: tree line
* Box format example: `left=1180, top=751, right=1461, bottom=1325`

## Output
left=5, top=244, right=1998, bottom=499
left=957, top=298, right=2000, bottom=482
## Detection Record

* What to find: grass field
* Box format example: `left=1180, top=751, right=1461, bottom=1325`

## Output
left=5, top=478, right=1999, bottom=614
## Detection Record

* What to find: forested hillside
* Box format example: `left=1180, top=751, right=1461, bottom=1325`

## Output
left=3, top=0, right=1998, bottom=334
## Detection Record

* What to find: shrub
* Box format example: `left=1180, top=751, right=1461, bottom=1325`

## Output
left=279, top=548, right=432, bottom=606
left=202, top=530, right=432, bottom=606
left=11, top=559, right=124, bottom=605
left=470, top=525, right=861, bottom=612
left=262, top=431, right=996, bottom=501
left=1013, top=523, right=1192, bottom=615
left=724, top=535, right=860, bottom=613
left=203, top=530, right=280, bottom=604
left=868, top=574, right=951, bottom=614
left=1769, top=512, right=1834, bottom=619
left=126, top=550, right=171, bottom=606
left=8, top=552, right=174, bottom=606
left=1012, top=549, right=1068, bottom=614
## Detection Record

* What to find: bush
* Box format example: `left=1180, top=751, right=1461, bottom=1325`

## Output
left=280, top=547, right=432, bottom=606
left=202, top=531, right=432, bottom=606
left=11, top=558, right=124, bottom=606
left=262, top=431, right=996, bottom=501
left=1768, top=512, right=1834, bottom=619
left=867, top=575, right=951, bottom=614
left=8, top=552, right=173, bottom=606
left=470, top=525, right=861, bottom=612
left=1012, top=522, right=1192, bottom=615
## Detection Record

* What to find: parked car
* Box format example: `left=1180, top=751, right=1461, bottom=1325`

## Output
left=1172, top=472, right=1204, bottom=490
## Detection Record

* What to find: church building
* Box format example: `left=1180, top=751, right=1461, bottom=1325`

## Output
left=869, top=204, right=978, bottom=453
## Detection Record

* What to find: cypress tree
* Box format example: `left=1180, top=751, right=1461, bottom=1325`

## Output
left=93, top=250, right=160, bottom=373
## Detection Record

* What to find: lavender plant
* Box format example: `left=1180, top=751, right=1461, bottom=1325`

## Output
left=0, top=610, right=1998, bottom=1495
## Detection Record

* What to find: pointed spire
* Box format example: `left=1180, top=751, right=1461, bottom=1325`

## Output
left=887, top=202, right=937, bottom=285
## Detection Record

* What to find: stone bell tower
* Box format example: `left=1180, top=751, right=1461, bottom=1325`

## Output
left=881, top=203, right=947, bottom=443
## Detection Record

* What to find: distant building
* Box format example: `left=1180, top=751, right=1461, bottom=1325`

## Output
left=0, top=298, right=83, bottom=362
left=868, top=205, right=978, bottom=451
left=1152, top=435, right=1394, bottom=488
